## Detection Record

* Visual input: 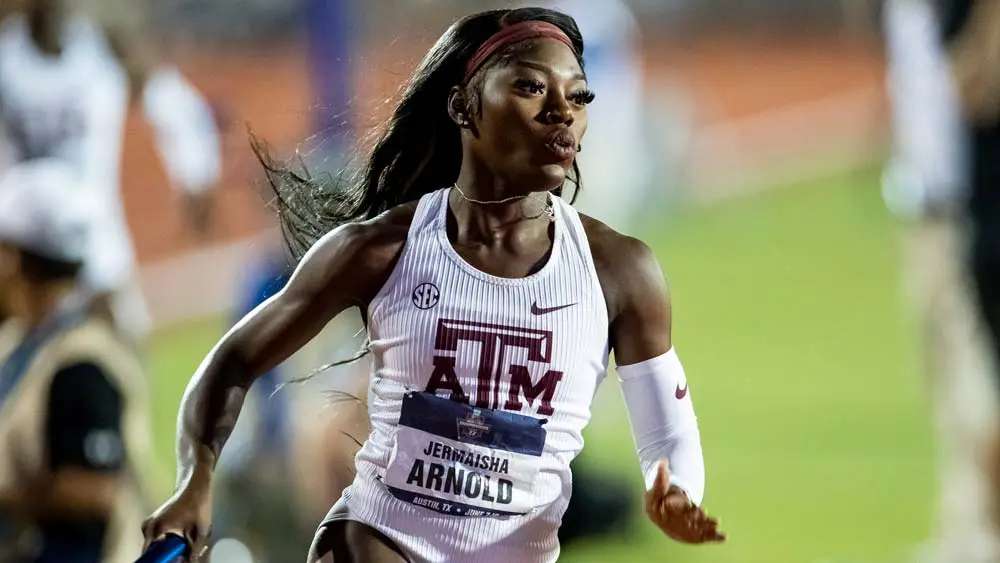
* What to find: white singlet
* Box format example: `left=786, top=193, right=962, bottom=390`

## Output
left=335, top=187, right=610, bottom=562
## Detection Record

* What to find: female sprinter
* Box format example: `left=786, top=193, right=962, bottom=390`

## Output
left=141, top=7, right=725, bottom=562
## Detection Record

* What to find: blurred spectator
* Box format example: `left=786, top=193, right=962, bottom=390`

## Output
left=209, top=245, right=306, bottom=563
left=305, top=0, right=354, bottom=163
left=943, top=0, right=1000, bottom=546
left=233, top=250, right=294, bottom=465
left=0, top=159, right=153, bottom=563
left=0, top=0, right=222, bottom=343
left=204, top=4, right=362, bottom=555
left=883, top=0, right=999, bottom=560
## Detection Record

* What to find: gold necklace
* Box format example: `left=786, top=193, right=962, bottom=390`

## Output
left=452, top=184, right=555, bottom=221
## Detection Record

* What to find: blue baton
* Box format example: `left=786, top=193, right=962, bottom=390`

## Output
left=134, top=534, right=191, bottom=563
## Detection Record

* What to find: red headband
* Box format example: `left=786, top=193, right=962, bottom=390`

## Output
left=463, top=21, right=575, bottom=84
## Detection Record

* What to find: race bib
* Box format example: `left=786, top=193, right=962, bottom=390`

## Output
left=384, top=391, right=546, bottom=517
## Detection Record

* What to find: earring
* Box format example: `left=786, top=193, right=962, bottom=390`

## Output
left=576, top=144, right=582, bottom=152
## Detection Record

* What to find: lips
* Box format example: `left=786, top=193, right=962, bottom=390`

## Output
left=543, top=129, right=577, bottom=161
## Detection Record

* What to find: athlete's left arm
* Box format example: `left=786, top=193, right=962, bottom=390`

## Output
left=103, top=18, right=222, bottom=234
left=598, top=229, right=725, bottom=544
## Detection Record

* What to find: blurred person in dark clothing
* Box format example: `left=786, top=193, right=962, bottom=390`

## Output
left=882, top=1, right=997, bottom=560
left=0, top=159, right=153, bottom=563
left=884, top=1, right=1000, bottom=560
left=942, top=0, right=1000, bottom=539
left=946, top=0, right=1000, bottom=352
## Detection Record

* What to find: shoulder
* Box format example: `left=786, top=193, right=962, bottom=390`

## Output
left=48, top=362, right=121, bottom=410
left=579, top=213, right=667, bottom=320
left=47, top=362, right=124, bottom=471
left=295, top=202, right=418, bottom=305
left=357, top=201, right=419, bottom=255
left=51, top=361, right=116, bottom=388
left=579, top=213, right=658, bottom=274
left=315, top=202, right=416, bottom=271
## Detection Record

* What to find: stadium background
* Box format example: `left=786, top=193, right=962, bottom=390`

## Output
left=117, top=1, right=934, bottom=561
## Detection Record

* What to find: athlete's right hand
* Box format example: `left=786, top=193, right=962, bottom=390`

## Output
left=141, top=484, right=213, bottom=559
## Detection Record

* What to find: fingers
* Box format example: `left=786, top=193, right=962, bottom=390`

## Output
left=140, top=517, right=163, bottom=552
left=677, top=504, right=724, bottom=542
left=644, top=460, right=671, bottom=516
left=653, top=459, right=670, bottom=495
left=140, top=518, right=153, bottom=551
left=689, top=508, right=726, bottom=543
left=647, top=489, right=727, bottom=545
left=685, top=510, right=726, bottom=544
left=140, top=518, right=205, bottom=556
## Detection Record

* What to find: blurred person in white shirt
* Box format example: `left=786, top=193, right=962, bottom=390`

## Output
left=0, top=0, right=222, bottom=343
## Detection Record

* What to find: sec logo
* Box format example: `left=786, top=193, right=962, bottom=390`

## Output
left=412, top=283, right=440, bottom=310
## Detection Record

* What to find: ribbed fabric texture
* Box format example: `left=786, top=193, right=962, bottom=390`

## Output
left=341, top=188, right=610, bottom=562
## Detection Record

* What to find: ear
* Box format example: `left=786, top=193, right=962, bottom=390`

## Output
left=447, top=86, right=471, bottom=128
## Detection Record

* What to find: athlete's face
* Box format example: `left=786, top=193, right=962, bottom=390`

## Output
left=467, top=39, right=591, bottom=192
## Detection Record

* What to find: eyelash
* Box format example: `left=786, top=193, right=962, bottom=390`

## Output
left=571, top=89, right=596, bottom=105
left=516, top=78, right=546, bottom=94
left=515, top=78, right=595, bottom=106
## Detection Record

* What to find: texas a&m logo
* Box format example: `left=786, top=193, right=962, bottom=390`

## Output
left=425, top=319, right=563, bottom=416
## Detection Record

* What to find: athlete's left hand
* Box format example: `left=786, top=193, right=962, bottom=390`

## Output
left=644, top=460, right=726, bottom=544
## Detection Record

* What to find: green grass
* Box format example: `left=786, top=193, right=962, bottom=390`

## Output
left=145, top=168, right=933, bottom=562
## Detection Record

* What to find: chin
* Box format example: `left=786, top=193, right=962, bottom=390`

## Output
left=533, top=164, right=569, bottom=191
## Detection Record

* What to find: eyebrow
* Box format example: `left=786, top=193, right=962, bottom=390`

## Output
left=515, top=60, right=587, bottom=81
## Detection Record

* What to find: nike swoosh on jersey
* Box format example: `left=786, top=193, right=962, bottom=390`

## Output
left=675, top=383, right=688, bottom=400
left=530, top=302, right=577, bottom=315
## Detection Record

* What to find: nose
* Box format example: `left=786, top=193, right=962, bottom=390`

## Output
left=542, top=93, right=574, bottom=126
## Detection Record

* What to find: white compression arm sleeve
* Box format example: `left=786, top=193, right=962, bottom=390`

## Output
left=617, top=348, right=705, bottom=505
left=142, top=66, right=221, bottom=195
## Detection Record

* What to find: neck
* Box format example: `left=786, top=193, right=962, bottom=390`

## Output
left=17, top=282, right=74, bottom=330
left=451, top=162, right=552, bottom=244
left=28, top=8, right=63, bottom=56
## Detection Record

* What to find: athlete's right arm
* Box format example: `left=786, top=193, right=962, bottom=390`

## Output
left=141, top=212, right=410, bottom=550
